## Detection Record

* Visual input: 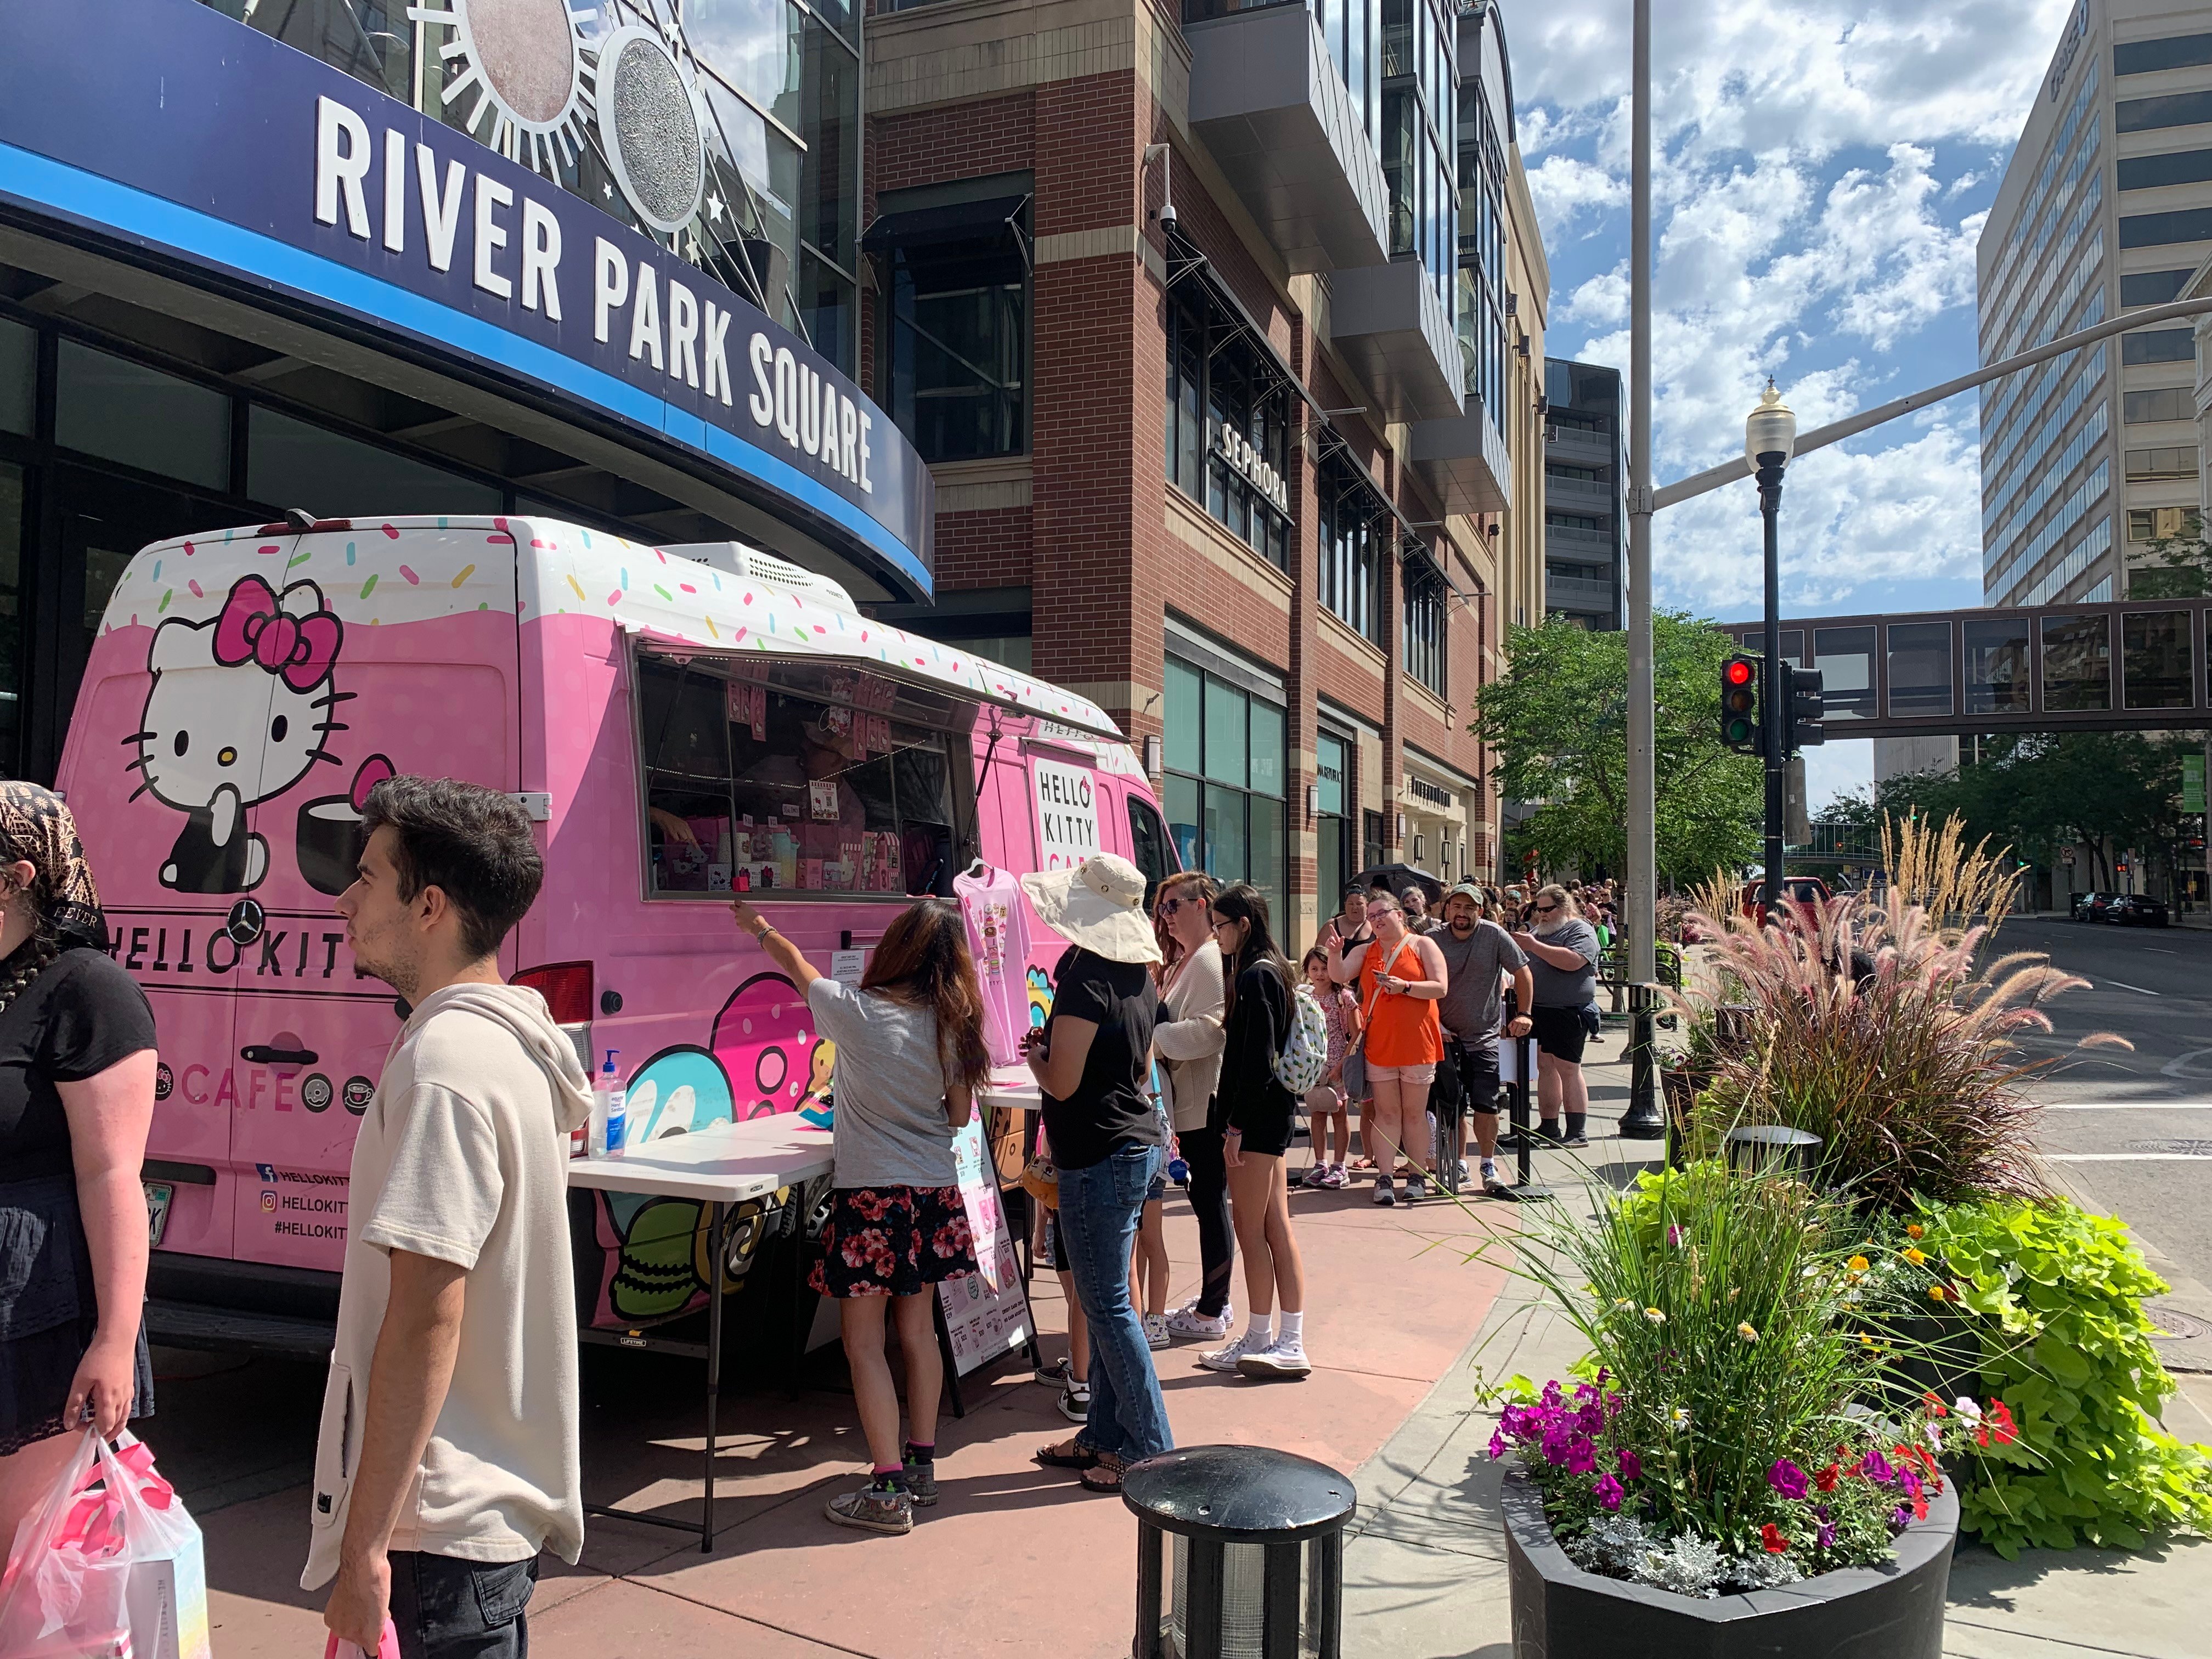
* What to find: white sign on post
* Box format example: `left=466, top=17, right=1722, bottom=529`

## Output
left=1032, top=758, right=1100, bottom=871
left=939, top=1114, right=1034, bottom=1376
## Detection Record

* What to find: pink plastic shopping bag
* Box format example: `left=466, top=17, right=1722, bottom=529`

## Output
left=325, top=1617, right=402, bottom=1659
left=0, top=1428, right=210, bottom=1659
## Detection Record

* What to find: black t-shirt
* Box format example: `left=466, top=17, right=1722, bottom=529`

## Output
left=1214, top=960, right=1295, bottom=1135
left=0, top=947, right=159, bottom=1183
left=1040, top=945, right=1162, bottom=1171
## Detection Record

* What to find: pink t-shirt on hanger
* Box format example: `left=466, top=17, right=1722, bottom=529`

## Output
left=955, top=863, right=1034, bottom=1068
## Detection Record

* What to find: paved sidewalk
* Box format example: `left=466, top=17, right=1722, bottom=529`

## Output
left=152, top=1124, right=1529, bottom=1657
left=1336, top=1079, right=2212, bottom=1659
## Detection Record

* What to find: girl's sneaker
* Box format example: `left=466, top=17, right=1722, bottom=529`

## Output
left=1143, top=1312, right=1171, bottom=1350
left=1319, top=1164, right=1348, bottom=1189
left=1198, top=1332, right=1259, bottom=1373
left=1237, top=1338, right=1313, bottom=1379
left=900, top=1455, right=938, bottom=1508
left=826, top=1483, right=913, bottom=1535
left=1058, top=1379, right=1091, bottom=1423
left=1033, top=1355, right=1073, bottom=1389
left=1166, top=1301, right=1233, bottom=1340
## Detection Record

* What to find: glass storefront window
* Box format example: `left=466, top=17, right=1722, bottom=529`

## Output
left=54, top=341, right=230, bottom=492
left=1163, top=652, right=1289, bottom=926
left=2121, top=610, right=2193, bottom=708
left=1316, top=730, right=1349, bottom=901
left=1164, top=283, right=1293, bottom=568
left=637, top=654, right=973, bottom=898
left=1319, top=455, right=1385, bottom=645
left=0, top=317, right=32, bottom=436
left=877, top=200, right=1029, bottom=463
left=248, top=406, right=501, bottom=517
left=1403, top=556, right=1447, bottom=696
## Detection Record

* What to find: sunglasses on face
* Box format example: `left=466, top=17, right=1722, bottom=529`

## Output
left=1159, top=896, right=1189, bottom=915
left=1536, top=902, right=1560, bottom=914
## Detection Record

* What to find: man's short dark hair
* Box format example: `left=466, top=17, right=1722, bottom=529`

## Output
left=361, top=776, right=542, bottom=961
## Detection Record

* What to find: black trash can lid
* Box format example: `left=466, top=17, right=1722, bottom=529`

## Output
left=1121, top=1446, right=1357, bottom=1542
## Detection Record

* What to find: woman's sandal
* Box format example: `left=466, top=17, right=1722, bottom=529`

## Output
left=1079, top=1453, right=1130, bottom=1493
left=1034, top=1437, right=1101, bottom=1471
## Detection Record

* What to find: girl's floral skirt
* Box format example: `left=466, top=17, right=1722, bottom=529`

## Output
left=809, top=1184, right=979, bottom=1298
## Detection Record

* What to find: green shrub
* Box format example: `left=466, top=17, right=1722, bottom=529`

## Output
left=1919, top=1195, right=2212, bottom=1555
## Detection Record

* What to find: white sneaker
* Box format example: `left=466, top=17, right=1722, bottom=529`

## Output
left=1480, top=1159, right=1504, bottom=1188
left=1198, top=1333, right=1259, bottom=1373
left=1143, top=1313, right=1171, bottom=1350
left=1166, top=1301, right=1233, bottom=1341
left=1237, top=1338, right=1313, bottom=1379
left=1373, top=1177, right=1397, bottom=1206
left=1058, top=1380, right=1091, bottom=1423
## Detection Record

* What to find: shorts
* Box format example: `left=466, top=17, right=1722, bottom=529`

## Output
left=1530, top=1005, right=1589, bottom=1065
left=1146, top=1171, right=1168, bottom=1203
left=808, top=1184, right=979, bottom=1298
left=1449, top=1038, right=1503, bottom=1114
left=1, top=1176, right=155, bottom=1454
left=1364, top=1062, right=1437, bottom=1087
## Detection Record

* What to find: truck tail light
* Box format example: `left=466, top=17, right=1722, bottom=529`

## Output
left=513, top=961, right=593, bottom=1025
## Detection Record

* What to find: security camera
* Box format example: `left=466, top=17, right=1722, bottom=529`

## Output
left=1157, top=200, right=1178, bottom=234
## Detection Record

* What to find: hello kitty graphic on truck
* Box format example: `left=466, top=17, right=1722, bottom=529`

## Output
left=128, top=574, right=354, bottom=894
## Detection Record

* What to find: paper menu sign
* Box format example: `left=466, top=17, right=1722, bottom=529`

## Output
left=939, top=1113, right=1034, bottom=1375
left=830, top=949, right=866, bottom=986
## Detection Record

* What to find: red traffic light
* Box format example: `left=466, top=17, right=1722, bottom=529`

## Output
left=1725, top=659, right=1754, bottom=686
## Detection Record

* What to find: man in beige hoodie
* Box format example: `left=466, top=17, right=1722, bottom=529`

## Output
left=308, top=777, right=592, bottom=1658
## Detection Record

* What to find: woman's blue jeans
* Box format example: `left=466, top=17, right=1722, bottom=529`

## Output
left=1055, top=1142, right=1174, bottom=1463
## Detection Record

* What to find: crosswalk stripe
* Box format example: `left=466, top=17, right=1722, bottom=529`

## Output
left=2044, top=1152, right=2212, bottom=1162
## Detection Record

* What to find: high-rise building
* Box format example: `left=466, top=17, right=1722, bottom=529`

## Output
left=1980, top=0, right=2212, bottom=608
left=862, top=0, right=1550, bottom=939
left=1542, top=358, right=1625, bottom=629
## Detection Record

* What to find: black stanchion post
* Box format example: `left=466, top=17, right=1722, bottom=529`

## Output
left=1617, top=981, right=1666, bottom=1140
left=1497, top=990, right=1552, bottom=1204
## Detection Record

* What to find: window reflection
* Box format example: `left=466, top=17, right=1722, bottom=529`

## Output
left=2040, top=614, right=2112, bottom=710
left=1963, top=619, right=2030, bottom=713
left=1886, top=622, right=1952, bottom=716
left=2121, top=611, right=2194, bottom=709
left=1811, top=627, right=1876, bottom=720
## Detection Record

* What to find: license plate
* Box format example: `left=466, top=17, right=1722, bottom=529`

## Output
left=144, top=1181, right=174, bottom=1249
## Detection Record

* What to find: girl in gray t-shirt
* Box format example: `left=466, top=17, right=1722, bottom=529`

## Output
left=730, top=896, right=991, bottom=1536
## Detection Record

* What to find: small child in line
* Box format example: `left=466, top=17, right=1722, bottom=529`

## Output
left=1295, top=945, right=1357, bottom=1189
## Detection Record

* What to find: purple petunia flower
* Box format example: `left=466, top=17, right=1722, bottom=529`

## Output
left=1859, top=1448, right=1897, bottom=1483
left=1541, top=1422, right=1576, bottom=1465
left=1900, top=1468, right=1923, bottom=1500
left=1768, top=1458, right=1810, bottom=1500
left=1667, top=1224, right=1684, bottom=1246
left=1565, top=1437, right=1599, bottom=1475
left=1542, top=1380, right=1564, bottom=1408
left=1814, top=1504, right=1830, bottom=1523
left=1618, top=1449, right=1643, bottom=1481
left=1889, top=1505, right=1912, bottom=1531
left=1594, top=1474, right=1625, bottom=1513
left=1816, top=1521, right=1836, bottom=1550
left=1488, top=1428, right=1507, bottom=1460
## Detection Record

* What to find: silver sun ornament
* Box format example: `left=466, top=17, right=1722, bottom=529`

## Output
left=590, top=19, right=708, bottom=236
left=407, top=0, right=596, bottom=178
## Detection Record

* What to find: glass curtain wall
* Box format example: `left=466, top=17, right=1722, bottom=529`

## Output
left=879, top=203, right=1030, bottom=463
left=1311, top=0, right=1378, bottom=150
left=201, top=0, right=862, bottom=372
left=1380, top=0, right=1457, bottom=324
left=1402, top=553, right=1447, bottom=696
left=1457, top=60, right=1508, bottom=417
left=1163, top=656, right=1288, bottom=927
left=1318, top=454, right=1386, bottom=645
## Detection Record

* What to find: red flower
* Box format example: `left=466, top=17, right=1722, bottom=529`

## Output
left=1814, top=1463, right=1841, bottom=1493
left=1911, top=1494, right=1928, bottom=1521
left=1759, top=1524, right=1788, bottom=1554
left=1922, top=1391, right=1948, bottom=1418
left=1977, top=1401, right=2019, bottom=1448
left=849, top=1190, right=893, bottom=1222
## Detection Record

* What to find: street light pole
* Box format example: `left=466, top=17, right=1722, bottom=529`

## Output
left=1626, top=0, right=1655, bottom=982
left=1745, top=380, right=1797, bottom=911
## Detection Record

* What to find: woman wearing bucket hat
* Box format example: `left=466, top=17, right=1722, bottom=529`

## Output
left=1020, top=854, right=1171, bottom=1493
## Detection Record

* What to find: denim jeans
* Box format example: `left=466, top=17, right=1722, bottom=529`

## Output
left=388, top=1551, right=538, bottom=1659
left=1056, top=1141, right=1174, bottom=1463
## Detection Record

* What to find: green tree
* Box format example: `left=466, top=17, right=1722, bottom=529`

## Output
left=1474, top=612, right=1763, bottom=883
left=2127, top=527, right=2210, bottom=600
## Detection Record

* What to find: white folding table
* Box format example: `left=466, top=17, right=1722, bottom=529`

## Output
left=566, top=1115, right=834, bottom=1550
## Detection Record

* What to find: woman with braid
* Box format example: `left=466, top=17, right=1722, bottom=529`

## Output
left=0, top=782, right=159, bottom=1547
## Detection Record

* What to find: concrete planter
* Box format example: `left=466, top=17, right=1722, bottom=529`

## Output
left=1501, top=1468, right=1957, bottom=1659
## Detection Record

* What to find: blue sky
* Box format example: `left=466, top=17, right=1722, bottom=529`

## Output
left=1510, top=0, right=2076, bottom=805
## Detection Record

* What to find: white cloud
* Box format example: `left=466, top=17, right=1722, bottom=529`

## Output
left=1525, top=154, right=1632, bottom=244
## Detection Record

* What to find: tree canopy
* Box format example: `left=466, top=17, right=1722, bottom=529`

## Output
left=1473, top=612, right=1764, bottom=884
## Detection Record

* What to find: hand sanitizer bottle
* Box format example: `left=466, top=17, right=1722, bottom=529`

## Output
left=595, top=1049, right=626, bottom=1157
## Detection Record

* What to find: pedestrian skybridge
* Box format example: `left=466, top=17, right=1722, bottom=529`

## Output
left=1719, top=596, right=2212, bottom=739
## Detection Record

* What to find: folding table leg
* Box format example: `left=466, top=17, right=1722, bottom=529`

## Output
left=934, top=1289, right=966, bottom=1419
left=702, top=1200, right=725, bottom=1552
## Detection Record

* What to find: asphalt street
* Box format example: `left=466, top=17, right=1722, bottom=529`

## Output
left=1997, top=914, right=2212, bottom=1365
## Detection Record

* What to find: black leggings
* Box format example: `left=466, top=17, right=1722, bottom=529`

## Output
left=1179, top=1124, right=1237, bottom=1318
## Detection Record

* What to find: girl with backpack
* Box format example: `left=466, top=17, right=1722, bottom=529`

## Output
left=1199, top=884, right=1313, bottom=1380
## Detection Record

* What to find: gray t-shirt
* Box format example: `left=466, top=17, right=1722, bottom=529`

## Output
left=1434, top=920, right=1527, bottom=1042
left=806, top=978, right=959, bottom=1188
left=1526, top=918, right=1600, bottom=1009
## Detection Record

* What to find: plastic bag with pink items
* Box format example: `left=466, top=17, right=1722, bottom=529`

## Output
left=0, top=1428, right=211, bottom=1659
left=325, top=1618, right=402, bottom=1659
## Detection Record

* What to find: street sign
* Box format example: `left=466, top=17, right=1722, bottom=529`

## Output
left=2186, top=753, right=2206, bottom=815
left=2062, top=847, right=2076, bottom=866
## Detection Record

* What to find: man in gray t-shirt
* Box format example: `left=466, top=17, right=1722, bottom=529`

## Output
left=1433, top=883, right=1533, bottom=1183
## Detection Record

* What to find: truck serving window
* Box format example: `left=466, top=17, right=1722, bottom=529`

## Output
left=637, top=654, right=975, bottom=899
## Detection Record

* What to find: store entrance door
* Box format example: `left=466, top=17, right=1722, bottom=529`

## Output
left=27, top=465, right=240, bottom=783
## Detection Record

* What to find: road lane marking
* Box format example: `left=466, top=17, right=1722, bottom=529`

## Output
left=2146, top=947, right=2176, bottom=953
left=2163, top=1047, right=2212, bottom=1080
left=2046, top=1152, right=2212, bottom=1161
left=2032, top=1101, right=2212, bottom=1110
left=2101, top=978, right=2162, bottom=996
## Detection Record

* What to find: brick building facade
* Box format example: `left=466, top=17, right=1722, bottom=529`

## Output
left=861, top=0, right=1548, bottom=946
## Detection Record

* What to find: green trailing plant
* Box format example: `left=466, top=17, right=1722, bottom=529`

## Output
left=1675, top=888, right=2121, bottom=1209
left=1916, top=1196, right=2212, bottom=1555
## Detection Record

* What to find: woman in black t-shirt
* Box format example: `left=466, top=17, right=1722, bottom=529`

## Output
left=0, top=782, right=159, bottom=1547
left=1019, top=854, right=1171, bottom=1493
left=1202, top=884, right=1312, bottom=1381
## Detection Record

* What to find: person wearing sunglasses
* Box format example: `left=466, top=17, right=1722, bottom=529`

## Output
left=1150, top=872, right=1235, bottom=1345
left=1352, top=893, right=1449, bottom=1205
left=1508, top=883, right=1601, bottom=1148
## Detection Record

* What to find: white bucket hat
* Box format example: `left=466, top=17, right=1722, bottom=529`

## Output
left=1020, top=853, right=1164, bottom=965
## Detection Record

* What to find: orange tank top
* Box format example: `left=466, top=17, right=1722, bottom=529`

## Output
left=1359, top=936, right=1443, bottom=1066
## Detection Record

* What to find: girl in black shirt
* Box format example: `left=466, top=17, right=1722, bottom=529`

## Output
left=1202, top=884, right=1312, bottom=1380
left=0, top=782, right=160, bottom=1545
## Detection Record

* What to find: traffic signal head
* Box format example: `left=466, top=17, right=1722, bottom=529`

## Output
left=1785, top=663, right=1825, bottom=751
left=1720, top=656, right=1762, bottom=755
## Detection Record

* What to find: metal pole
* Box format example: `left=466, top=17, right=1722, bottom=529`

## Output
left=1625, top=0, right=1655, bottom=988
left=1758, top=458, right=1785, bottom=907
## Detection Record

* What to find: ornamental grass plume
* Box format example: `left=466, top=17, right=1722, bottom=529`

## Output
left=1673, top=877, right=2124, bottom=1210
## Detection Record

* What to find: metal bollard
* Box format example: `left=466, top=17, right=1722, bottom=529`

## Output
left=1126, top=1446, right=1356, bottom=1659
left=1725, top=1124, right=1823, bottom=1176
left=1616, top=982, right=1666, bottom=1141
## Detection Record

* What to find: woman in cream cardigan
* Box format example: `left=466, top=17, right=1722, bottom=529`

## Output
left=1151, top=871, right=1234, bottom=1342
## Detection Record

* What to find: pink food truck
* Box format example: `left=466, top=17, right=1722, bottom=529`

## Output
left=57, top=515, right=1177, bottom=1351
